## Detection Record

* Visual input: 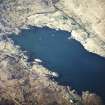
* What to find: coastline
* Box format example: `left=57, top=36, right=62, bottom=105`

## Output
left=0, top=31, right=104, bottom=105
left=0, top=35, right=83, bottom=105
left=0, top=0, right=105, bottom=104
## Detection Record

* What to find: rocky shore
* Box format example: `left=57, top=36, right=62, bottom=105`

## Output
left=0, top=0, right=105, bottom=105
left=0, top=0, right=105, bottom=57
left=0, top=37, right=104, bottom=105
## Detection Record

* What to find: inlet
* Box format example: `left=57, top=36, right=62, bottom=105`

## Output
left=9, top=26, right=105, bottom=100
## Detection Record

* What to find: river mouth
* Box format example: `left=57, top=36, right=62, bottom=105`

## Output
left=9, top=26, right=105, bottom=100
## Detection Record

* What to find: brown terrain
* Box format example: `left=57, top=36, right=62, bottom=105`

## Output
left=0, top=40, right=104, bottom=105
left=0, top=0, right=105, bottom=105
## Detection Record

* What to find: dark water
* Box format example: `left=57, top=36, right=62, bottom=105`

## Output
left=10, top=27, right=105, bottom=100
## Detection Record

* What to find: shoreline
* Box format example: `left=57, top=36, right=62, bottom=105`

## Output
left=0, top=0, right=105, bottom=104
left=0, top=29, right=104, bottom=105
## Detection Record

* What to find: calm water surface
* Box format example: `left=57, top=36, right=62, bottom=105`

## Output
left=10, top=27, right=105, bottom=100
